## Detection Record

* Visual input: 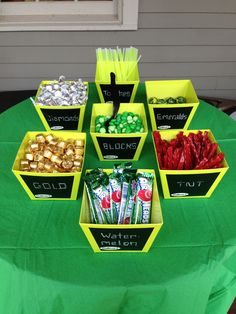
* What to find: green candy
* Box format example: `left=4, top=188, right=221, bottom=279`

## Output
left=99, top=127, right=106, bottom=133
left=95, top=112, right=144, bottom=134
left=108, top=125, right=116, bottom=133
left=166, top=97, right=177, bottom=104
left=176, top=96, right=186, bottom=104
left=149, top=97, right=158, bottom=104
left=156, top=98, right=166, bottom=104
left=98, top=116, right=105, bottom=124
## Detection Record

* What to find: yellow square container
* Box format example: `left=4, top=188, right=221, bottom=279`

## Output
left=79, top=169, right=163, bottom=252
left=145, top=80, right=199, bottom=130
left=153, top=129, right=229, bottom=198
left=12, top=131, right=86, bottom=200
left=95, top=61, right=139, bottom=103
left=34, top=80, right=88, bottom=131
left=90, top=103, right=148, bottom=161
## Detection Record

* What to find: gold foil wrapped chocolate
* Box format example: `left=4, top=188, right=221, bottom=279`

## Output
left=36, top=134, right=46, bottom=143
left=19, top=134, right=84, bottom=173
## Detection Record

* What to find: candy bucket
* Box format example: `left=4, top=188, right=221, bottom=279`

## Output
left=12, top=131, right=86, bottom=200
left=153, top=129, right=229, bottom=198
left=90, top=103, right=148, bottom=161
left=34, top=80, right=88, bottom=131
left=145, top=80, right=199, bottom=130
left=79, top=169, right=163, bottom=252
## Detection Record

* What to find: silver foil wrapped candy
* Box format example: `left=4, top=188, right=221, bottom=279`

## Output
left=36, top=76, right=88, bottom=107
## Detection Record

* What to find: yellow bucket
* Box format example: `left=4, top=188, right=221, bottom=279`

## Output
left=145, top=80, right=199, bottom=130
left=34, top=80, right=88, bottom=131
left=153, top=129, right=229, bottom=198
left=90, top=103, right=148, bottom=161
left=12, top=131, right=86, bottom=200
left=79, top=169, right=163, bottom=252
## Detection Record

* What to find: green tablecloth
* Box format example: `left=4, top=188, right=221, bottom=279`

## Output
left=0, top=83, right=236, bottom=314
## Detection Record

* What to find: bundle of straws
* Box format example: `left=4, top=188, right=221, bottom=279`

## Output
left=96, top=46, right=141, bottom=82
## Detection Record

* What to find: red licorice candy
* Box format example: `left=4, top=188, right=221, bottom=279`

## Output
left=153, top=130, right=225, bottom=170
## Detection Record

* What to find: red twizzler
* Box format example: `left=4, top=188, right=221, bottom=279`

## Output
left=153, top=130, right=225, bottom=170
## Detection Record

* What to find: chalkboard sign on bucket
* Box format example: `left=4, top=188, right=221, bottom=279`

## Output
left=79, top=169, right=163, bottom=253
left=34, top=80, right=88, bottom=131
left=152, top=129, right=229, bottom=198
left=145, top=80, right=199, bottom=130
left=90, top=103, right=148, bottom=161
left=12, top=131, right=86, bottom=200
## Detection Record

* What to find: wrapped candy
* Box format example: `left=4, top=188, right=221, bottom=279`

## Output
left=20, top=133, right=84, bottom=173
left=36, top=76, right=88, bottom=107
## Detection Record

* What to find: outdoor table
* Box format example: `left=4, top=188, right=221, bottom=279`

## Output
left=0, top=83, right=236, bottom=314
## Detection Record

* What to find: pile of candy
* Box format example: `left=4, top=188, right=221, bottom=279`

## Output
left=149, top=96, right=186, bottom=104
left=153, top=130, right=225, bottom=170
left=95, top=112, right=144, bottom=134
left=19, top=133, right=84, bottom=173
left=84, top=164, right=153, bottom=224
left=36, top=75, right=88, bottom=107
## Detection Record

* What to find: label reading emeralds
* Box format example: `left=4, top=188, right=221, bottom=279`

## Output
left=153, top=107, right=193, bottom=129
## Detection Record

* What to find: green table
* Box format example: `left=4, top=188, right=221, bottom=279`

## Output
left=0, top=83, right=236, bottom=314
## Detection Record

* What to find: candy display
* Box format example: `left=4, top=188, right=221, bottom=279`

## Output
left=149, top=96, right=187, bottom=104
left=153, top=130, right=225, bottom=170
left=19, top=133, right=84, bottom=173
left=95, top=112, right=144, bottom=134
left=36, top=76, right=88, bottom=107
left=84, top=164, right=153, bottom=224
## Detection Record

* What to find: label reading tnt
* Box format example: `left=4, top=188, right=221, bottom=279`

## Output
left=153, top=107, right=193, bottom=129
left=96, top=137, right=141, bottom=159
left=166, top=173, right=220, bottom=197
left=41, top=108, right=80, bottom=130
left=20, top=175, right=74, bottom=198
left=100, top=84, right=134, bottom=103
left=89, top=228, right=154, bottom=251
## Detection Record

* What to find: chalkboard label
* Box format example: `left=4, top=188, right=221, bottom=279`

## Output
left=166, top=172, right=220, bottom=197
left=41, top=108, right=81, bottom=130
left=89, top=227, right=154, bottom=251
left=20, top=175, right=74, bottom=198
left=96, top=136, right=141, bottom=159
left=100, top=84, right=134, bottom=103
left=153, top=107, right=193, bottom=129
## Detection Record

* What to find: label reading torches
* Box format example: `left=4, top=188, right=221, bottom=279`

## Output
left=166, top=173, right=221, bottom=197
left=100, top=84, right=134, bottom=103
left=96, top=137, right=141, bottom=159
left=89, top=228, right=154, bottom=251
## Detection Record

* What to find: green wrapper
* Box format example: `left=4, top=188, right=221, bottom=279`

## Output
left=133, top=172, right=154, bottom=224
left=123, top=177, right=136, bottom=224
left=109, top=172, right=122, bottom=224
